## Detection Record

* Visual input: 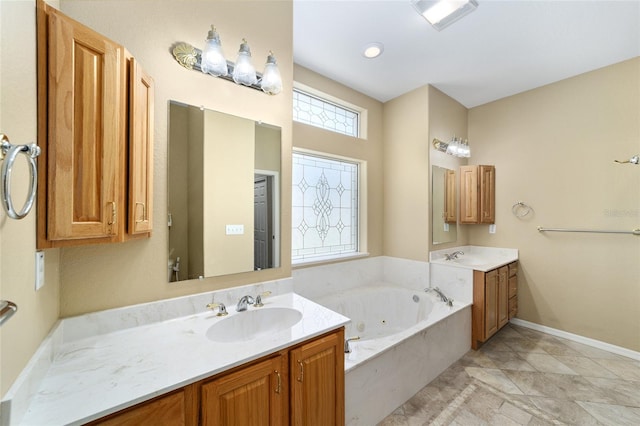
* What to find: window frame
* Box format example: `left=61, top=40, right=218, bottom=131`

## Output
left=292, top=82, right=368, bottom=139
left=291, top=148, right=368, bottom=266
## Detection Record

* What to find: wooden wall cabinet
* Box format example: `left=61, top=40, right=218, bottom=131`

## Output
left=472, top=262, right=517, bottom=349
left=444, top=169, right=457, bottom=223
left=459, top=165, right=495, bottom=224
left=36, top=0, right=154, bottom=248
left=89, top=328, right=345, bottom=426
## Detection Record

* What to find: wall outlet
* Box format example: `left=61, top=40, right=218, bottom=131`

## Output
left=35, top=251, right=45, bottom=291
left=489, top=224, right=497, bottom=234
left=225, top=224, right=244, bottom=235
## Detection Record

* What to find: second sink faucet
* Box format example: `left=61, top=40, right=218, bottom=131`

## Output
left=236, top=295, right=255, bottom=312
left=444, top=251, right=464, bottom=261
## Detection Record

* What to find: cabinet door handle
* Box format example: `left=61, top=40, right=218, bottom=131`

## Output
left=297, top=360, right=304, bottom=382
left=274, top=370, right=281, bottom=394
left=135, top=202, right=146, bottom=223
left=108, top=202, right=117, bottom=225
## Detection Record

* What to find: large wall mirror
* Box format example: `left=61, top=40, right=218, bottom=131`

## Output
left=432, top=165, right=457, bottom=245
left=168, top=101, right=281, bottom=281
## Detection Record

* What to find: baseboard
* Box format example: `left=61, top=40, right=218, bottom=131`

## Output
left=510, top=318, right=640, bottom=361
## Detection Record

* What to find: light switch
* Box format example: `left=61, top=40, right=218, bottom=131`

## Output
left=35, top=251, right=45, bottom=291
left=489, top=224, right=496, bottom=234
left=226, top=224, right=244, bottom=235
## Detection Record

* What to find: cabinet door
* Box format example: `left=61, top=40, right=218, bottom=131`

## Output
left=444, top=169, right=457, bottom=223
left=497, top=266, right=509, bottom=328
left=459, top=165, right=478, bottom=224
left=201, top=355, right=286, bottom=426
left=45, top=7, right=122, bottom=242
left=128, top=57, right=154, bottom=235
left=290, top=330, right=345, bottom=426
left=484, top=269, right=499, bottom=339
left=88, top=388, right=195, bottom=426
left=479, top=165, right=495, bottom=224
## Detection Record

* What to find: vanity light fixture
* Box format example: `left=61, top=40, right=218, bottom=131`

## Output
left=171, top=25, right=283, bottom=95
left=432, top=136, right=471, bottom=158
left=362, top=42, right=384, bottom=59
left=412, top=0, right=479, bottom=31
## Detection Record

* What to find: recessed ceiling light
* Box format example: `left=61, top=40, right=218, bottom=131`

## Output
left=363, top=42, right=384, bottom=59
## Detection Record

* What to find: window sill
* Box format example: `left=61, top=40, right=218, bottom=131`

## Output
left=292, top=252, right=370, bottom=269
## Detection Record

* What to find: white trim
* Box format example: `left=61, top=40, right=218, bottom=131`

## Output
left=510, top=318, right=640, bottom=361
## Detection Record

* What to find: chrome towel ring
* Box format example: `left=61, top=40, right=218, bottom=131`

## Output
left=511, top=201, right=533, bottom=218
left=0, top=133, right=41, bottom=219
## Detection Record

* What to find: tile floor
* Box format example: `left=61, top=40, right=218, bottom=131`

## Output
left=379, top=323, right=640, bottom=425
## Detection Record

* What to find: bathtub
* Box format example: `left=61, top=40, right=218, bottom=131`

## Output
left=315, top=284, right=472, bottom=425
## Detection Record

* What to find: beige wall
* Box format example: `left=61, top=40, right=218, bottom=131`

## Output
left=203, top=110, right=254, bottom=276
left=292, top=65, right=384, bottom=258
left=0, top=0, right=61, bottom=397
left=468, top=58, right=640, bottom=351
left=383, top=86, right=430, bottom=260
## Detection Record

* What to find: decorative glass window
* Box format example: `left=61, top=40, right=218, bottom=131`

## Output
left=293, top=89, right=360, bottom=138
left=292, top=151, right=359, bottom=263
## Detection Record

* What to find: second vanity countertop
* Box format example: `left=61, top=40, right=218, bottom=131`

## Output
left=429, top=245, right=518, bottom=272
left=17, top=292, right=349, bottom=426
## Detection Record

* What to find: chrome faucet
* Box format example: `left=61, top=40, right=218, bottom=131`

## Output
left=425, top=287, right=453, bottom=307
left=444, top=251, right=464, bottom=261
left=344, top=336, right=361, bottom=353
left=236, top=295, right=255, bottom=312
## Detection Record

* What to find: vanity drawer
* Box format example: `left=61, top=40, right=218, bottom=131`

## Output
left=508, top=262, right=518, bottom=277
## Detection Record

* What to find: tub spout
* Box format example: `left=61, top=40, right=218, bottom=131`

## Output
left=344, top=336, right=360, bottom=353
left=425, top=287, right=453, bottom=307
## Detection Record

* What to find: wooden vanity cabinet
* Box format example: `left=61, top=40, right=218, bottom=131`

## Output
left=36, top=0, right=154, bottom=248
left=472, top=262, right=517, bottom=349
left=508, top=262, right=518, bottom=319
left=459, top=165, right=495, bottom=224
left=90, top=328, right=345, bottom=426
left=86, top=388, right=197, bottom=426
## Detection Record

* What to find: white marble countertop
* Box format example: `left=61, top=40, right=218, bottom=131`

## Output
left=429, top=245, right=518, bottom=272
left=17, top=292, right=349, bottom=426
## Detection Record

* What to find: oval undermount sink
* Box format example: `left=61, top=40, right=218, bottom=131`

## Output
left=206, top=307, right=303, bottom=343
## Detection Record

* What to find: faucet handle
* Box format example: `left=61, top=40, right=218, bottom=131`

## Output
left=253, top=291, right=272, bottom=307
left=206, top=302, right=228, bottom=316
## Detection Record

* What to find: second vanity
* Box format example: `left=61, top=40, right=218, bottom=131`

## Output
left=2, top=286, right=349, bottom=425
left=430, top=246, right=519, bottom=349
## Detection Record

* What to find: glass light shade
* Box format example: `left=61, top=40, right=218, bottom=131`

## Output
left=201, top=26, right=228, bottom=77
left=260, top=52, right=282, bottom=95
left=446, top=137, right=459, bottom=156
left=232, top=40, right=258, bottom=86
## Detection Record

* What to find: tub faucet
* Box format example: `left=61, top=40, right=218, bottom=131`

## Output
left=425, top=287, right=453, bottom=307
left=444, top=251, right=464, bottom=261
left=236, top=295, right=255, bottom=312
left=344, top=336, right=360, bottom=353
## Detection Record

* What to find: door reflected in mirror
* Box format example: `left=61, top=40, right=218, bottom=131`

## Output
left=168, top=101, right=281, bottom=281
left=432, top=165, right=457, bottom=245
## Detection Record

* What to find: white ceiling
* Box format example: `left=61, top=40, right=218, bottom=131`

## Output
left=293, top=0, right=640, bottom=108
